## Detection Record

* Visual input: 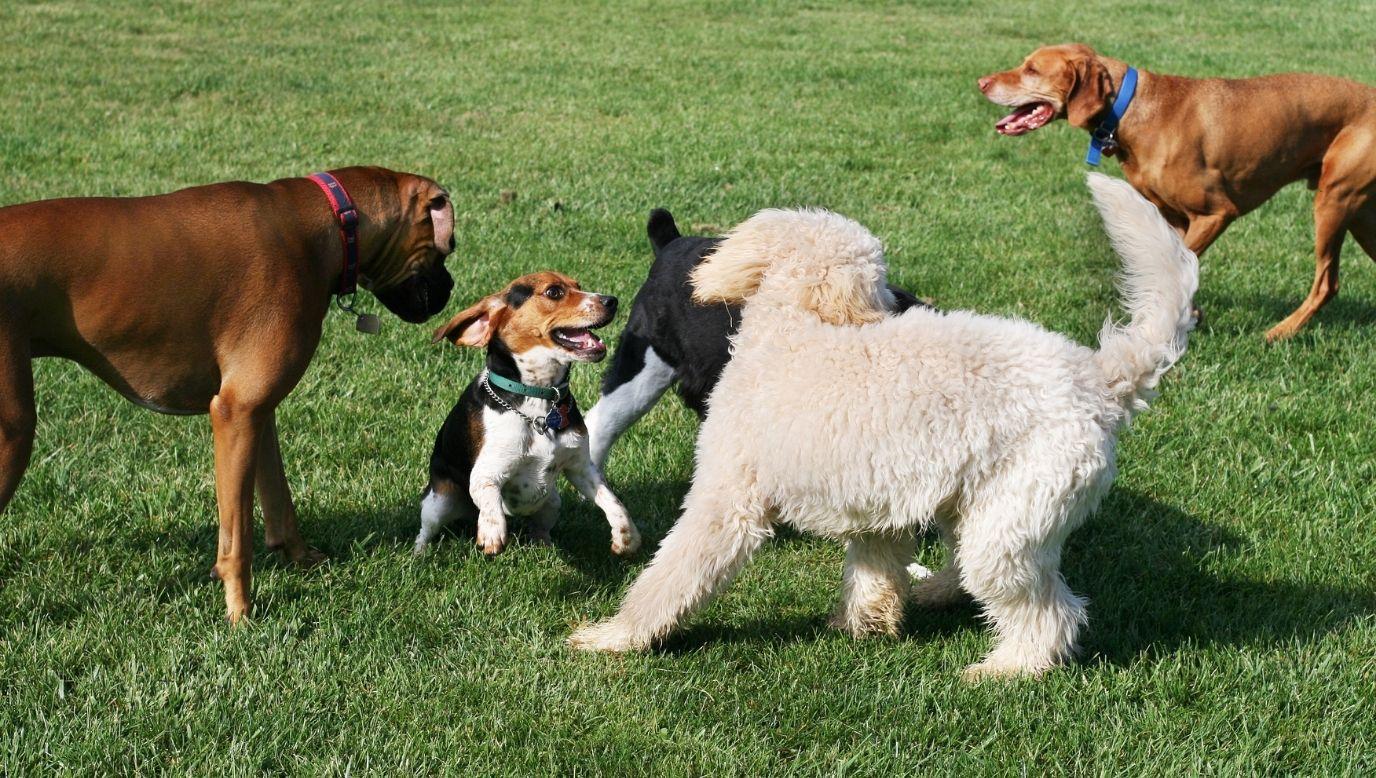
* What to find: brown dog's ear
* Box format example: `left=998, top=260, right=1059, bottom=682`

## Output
left=427, top=188, right=455, bottom=254
left=432, top=296, right=507, bottom=347
left=1065, top=52, right=1113, bottom=129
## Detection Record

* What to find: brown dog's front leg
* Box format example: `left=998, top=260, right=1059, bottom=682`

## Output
left=0, top=340, right=36, bottom=513
left=210, top=391, right=269, bottom=623
left=256, top=414, right=324, bottom=568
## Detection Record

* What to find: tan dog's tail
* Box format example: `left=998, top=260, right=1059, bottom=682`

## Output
left=1087, top=173, right=1199, bottom=416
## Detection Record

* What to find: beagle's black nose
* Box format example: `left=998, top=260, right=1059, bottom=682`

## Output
left=600, top=295, right=618, bottom=314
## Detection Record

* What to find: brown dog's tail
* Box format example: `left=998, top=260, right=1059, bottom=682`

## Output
left=1087, top=173, right=1199, bottom=417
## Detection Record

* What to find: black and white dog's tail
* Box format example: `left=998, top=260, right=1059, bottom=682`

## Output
left=647, top=208, right=682, bottom=251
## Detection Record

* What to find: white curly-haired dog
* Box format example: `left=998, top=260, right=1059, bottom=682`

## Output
left=569, top=174, right=1198, bottom=679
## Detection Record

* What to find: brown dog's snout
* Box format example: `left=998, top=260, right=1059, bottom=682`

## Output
left=600, top=295, right=618, bottom=315
left=978, top=75, right=994, bottom=93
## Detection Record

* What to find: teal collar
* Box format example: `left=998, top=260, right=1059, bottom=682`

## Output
left=483, top=369, right=568, bottom=403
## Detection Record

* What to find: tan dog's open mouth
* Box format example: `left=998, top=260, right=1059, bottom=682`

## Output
left=995, top=102, right=1056, bottom=135
left=552, top=325, right=607, bottom=360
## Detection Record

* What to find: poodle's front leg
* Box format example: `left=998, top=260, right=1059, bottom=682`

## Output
left=563, top=452, right=641, bottom=556
left=830, top=531, right=915, bottom=637
left=569, top=487, right=771, bottom=652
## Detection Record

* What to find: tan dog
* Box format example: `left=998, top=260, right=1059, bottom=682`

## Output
left=980, top=43, right=1376, bottom=340
left=0, top=166, right=456, bottom=621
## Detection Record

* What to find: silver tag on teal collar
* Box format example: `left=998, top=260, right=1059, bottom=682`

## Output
left=355, top=314, right=381, bottom=334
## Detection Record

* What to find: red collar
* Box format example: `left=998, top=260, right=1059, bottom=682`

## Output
left=307, top=172, right=360, bottom=298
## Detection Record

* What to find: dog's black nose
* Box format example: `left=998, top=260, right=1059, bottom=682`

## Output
left=601, top=295, right=618, bottom=314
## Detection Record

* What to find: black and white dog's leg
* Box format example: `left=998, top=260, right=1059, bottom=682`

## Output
left=413, top=481, right=470, bottom=555
left=585, top=330, right=677, bottom=470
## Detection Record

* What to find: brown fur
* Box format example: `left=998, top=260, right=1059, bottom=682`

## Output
left=433, top=271, right=609, bottom=350
left=0, top=166, right=455, bottom=622
left=981, top=43, right=1376, bottom=340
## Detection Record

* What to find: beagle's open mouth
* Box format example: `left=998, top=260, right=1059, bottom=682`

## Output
left=995, top=101, right=1056, bottom=136
left=552, top=325, right=608, bottom=359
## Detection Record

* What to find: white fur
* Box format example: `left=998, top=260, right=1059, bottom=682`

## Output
left=570, top=174, right=1198, bottom=679
left=585, top=345, right=677, bottom=469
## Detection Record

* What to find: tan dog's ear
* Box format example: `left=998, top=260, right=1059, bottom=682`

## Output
left=799, top=264, right=888, bottom=326
left=690, top=246, right=769, bottom=305
left=1065, top=52, right=1113, bottom=129
left=432, top=296, right=507, bottom=347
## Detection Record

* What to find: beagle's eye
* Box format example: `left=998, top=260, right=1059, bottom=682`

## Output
left=1025, top=64, right=1039, bottom=76
left=543, top=286, right=565, bottom=301
left=428, top=194, right=448, bottom=211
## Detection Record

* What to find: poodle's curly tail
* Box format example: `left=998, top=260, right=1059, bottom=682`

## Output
left=1087, top=173, right=1199, bottom=416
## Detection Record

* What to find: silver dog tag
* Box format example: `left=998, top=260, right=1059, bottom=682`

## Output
left=355, top=314, right=381, bottom=334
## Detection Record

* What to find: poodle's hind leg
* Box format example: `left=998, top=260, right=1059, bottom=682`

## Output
left=829, top=531, right=915, bottom=637
left=569, top=485, right=772, bottom=652
left=958, top=484, right=1091, bottom=681
left=910, top=514, right=973, bottom=609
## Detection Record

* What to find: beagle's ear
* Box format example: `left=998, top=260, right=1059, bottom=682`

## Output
left=432, top=296, right=507, bottom=347
left=1066, top=52, right=1113, bottom=129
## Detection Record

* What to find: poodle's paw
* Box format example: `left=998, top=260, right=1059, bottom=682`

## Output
left=611, top=524, right=642, bottom=557
left=568, top=619, right=649, bottom=653
left=827, top=608, right=901, bottom=639
left=961, top=655, right=1053, bottom=683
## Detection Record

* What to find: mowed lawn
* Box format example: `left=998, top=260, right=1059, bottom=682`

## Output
left=2, top=0, right=1375, bottom=773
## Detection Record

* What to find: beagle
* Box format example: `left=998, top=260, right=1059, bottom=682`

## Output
left=415, top=271, right=641, bottom=557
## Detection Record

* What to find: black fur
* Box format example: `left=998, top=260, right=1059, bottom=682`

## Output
left=601, top=209, right=927, bottom=417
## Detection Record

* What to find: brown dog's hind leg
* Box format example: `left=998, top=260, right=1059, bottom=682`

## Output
left=1349, top=205, right=1376, bottom=263
left=1269, top=134, right=1376, bottom=341
left=256, top=413, right=324, bottom=568
left=210, top=390, right=272, bottom=623
left=0, top=340, right=35, bottom=513
left=1266, top=199, right=1349, bottom=341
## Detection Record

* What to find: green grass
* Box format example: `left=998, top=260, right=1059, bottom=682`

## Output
left=2, top=0, right=1375, bottom=773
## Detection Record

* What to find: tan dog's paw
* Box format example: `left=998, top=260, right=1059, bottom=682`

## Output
left=1264, top=322, right=1300, bottom=342
left=568, top=620, right=647, bottom=652
left=611, top=525, right=641, bottom=557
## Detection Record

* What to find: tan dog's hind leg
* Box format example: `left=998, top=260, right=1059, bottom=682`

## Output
left=569, top=485, right=771, bottom=651
left=256, top=414, right=324, bottom=567
left=1268, top=133, right=1376, bottom=341
left=0, top=339, right=35, bottom=513
left=1349, top=204, right=1376, bottom=264
left=830, top=531, right=914, bottom=637
left=210, top=390, right=270, bottom=623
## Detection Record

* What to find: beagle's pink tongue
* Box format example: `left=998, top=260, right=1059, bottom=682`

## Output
left=563, top=329, right=602, bottom=349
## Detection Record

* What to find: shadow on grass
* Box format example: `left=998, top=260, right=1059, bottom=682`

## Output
left=14, top=481, right=1370, bottom=666
left=1202, top=289, right=1376, bottom=336
left=563, top=484, right=1376, bottom=663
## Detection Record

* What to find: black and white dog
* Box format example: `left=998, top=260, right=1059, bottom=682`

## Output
left=585, top=210, right=926, bottom=468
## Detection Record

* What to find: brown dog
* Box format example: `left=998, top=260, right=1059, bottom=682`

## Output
left=0, top=166, right=456, bottom=621
left=980, top=43, right=1376, bottom=340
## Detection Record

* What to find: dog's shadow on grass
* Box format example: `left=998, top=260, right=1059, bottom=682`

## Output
left=1201, top=289, right=1376, bottom=335
left=555, top=482, right=1376, bottom=662
left=1067, top=487, right=1375, bottom=665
